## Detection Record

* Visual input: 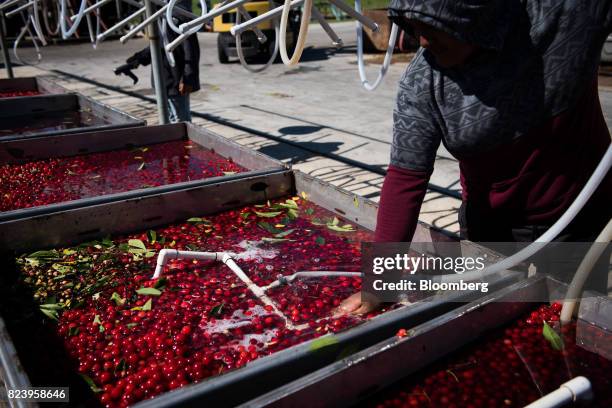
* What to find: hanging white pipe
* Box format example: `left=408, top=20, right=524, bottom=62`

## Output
left=237, top=5, right=266, bottom=42
left=560, top=218, right=612, bottom=324
left=70, top=0, right=111, bottom=21
left=328, top=0, right=377, bottom=31
left=0, top=0, right=24, bottom=12
left=524, top=377, right=592, bottom=408
left=5, top=1, right=33, bottom=18
left=234, top=1, right=279, bottom=73
left=96, top=7, right=146, bottom=42
left=120, top=3, right=167, bottom=43
left=355, top=0, right=397, bottom=91
left=178, top=0, right=248, bottom=33
left=165, top=0, right=206, bottom=34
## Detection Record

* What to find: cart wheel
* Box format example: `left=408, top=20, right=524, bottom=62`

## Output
left=217, top=34, right=229, bottom=64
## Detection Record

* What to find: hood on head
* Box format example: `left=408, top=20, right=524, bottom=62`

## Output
left=388, top=0, right=517, bottom=52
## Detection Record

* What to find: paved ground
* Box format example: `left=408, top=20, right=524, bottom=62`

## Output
left=4, top=21, right=612, bottom=236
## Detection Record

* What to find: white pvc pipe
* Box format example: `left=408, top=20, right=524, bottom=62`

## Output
left=120, top=3, right=167, bottom=43
left=328, top=0, right=377, bottom=31
left=0, top=0, right=24, bottom=12
left=261, top=271, right=361, bottom=291
left=355, top=0, right=397, bottom=91
left=234, top=2, right=279, bottom=73
left=70, top=0, right=111, bottom=21
left=178, top=0, right=247, bottom=33
left=560, top=218, right=612, bottom=324
left=524, top=377, right=592, bottom=408
left=5, top=1, right=33, bottom=18
left=278, top=0, right=312, bottom=65
left=96, top=6, right=146, bottom=42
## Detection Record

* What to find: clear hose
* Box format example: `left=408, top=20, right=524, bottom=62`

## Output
left=355, top=0, right=397, bottom=91
left=60, top=0, right=87, bottom=38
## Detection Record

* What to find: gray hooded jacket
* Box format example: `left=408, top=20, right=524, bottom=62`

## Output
left=387, top=0, right=612, bottom=172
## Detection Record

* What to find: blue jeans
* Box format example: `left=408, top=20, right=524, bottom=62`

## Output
left=168, top=94, right=191, bottom=123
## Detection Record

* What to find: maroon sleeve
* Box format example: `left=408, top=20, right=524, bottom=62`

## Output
left=375, top=165, right=431, bottom=242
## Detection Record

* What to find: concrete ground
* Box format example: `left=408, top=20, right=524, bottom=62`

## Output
left=4, top=21, right=612, bottom=236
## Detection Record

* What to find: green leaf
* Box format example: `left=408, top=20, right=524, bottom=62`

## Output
left=330, top=217, right=340, bottom=226
left=274, top=229, right=295, bottom=239
left=80, top=374, right=102, bottom=393
left=136, top=287, right=162, bottom=296
left=115, top=358, right=127, bottom=373
left=52, top=263, right=74, bottom=274
left=257, top=222, right=282, bottom=234
left=128, top=239, right=147, bottom=251
left=153, top=277, right=168, bottom=290
left=305, top=208, right=315, bottom=216
left=101, top=237, right=114, bottom=248
left=99, top=325, right=105, bottom=333
left=142, top=298, right=153, bottom=311
left=187, top=217, right=206, bottom=224
left=262, top=237, right=289, bottom=244
left=542, top=322, right=564, bottom=351
left=287, top=208, right=299, bottom=220
left=240, top=212, right=251, bottom=219
left=126, top=323, right=138, bottom=329
left=69, top=327, right=80, bottom=336
left=137, top=162, right=146, bottom=171
left=311, top=218, right=326, bottom=226
left=353, top=196, right=360, bottom=208
left=315, top=236, right=326, bottom=246
left=309, top=335, right=339, bottom=352
left=255, top=211, right=282, bottom=218
left=110, top=292, right=125, bottom=306
left=40, top=307, right=59, bottom=321
left=40, top=303, right=63, bottom=310
left=27, top=250, right=60, bottom=259
left=327, top=224, right=355, bottom=233
left=209, top=303, right=225, bottom=317
left=278, top=200, right=298, bottom=209
left=147, top=230, right=157, bottom=244
left=93, top=315, right=102, bottom=325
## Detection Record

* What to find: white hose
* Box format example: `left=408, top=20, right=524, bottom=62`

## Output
left=42, top=0, right=61, bottom=36
left=524, top=377, right=592, bottom=408
left=60, top=0, right=87, bottom=38
left=560, top=218, right=612, bottom=324
left=355, top=0, right=397, bottom=91
left=279, top=0, right=311, bottom=65
left=13, top=12, right=42, bottom=65
left=235, top=1, right=279, bottom=73
left=164, top=0, right=207, bottom=53
left=262, top=271, right=361, bottom=291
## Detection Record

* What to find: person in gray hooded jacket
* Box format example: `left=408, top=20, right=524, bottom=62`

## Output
left=338, top=0, right=612, bottom=315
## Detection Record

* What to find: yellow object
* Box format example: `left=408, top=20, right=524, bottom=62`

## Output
left=213, top=1, right=273, bottom=32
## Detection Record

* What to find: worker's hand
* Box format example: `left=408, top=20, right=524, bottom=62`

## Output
left=179, top=82, right=193, bottom=95
left=333, top=292, right=381, bottom=316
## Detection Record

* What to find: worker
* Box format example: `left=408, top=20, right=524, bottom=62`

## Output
left=338, top=0, right=612, bottom=314
left=118, top=0, right=200, bottom=122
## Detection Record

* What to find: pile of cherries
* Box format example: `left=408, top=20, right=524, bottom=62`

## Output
left=1, top=141, right=245, bottom=212
left=18, top=197, right=375, bottom=407
left=0, top=90, right=41, bottom=98
left=368, top=303, right=612, bottom=408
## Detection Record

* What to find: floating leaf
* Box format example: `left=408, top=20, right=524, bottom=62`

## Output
left=287, top=208, right=299, bottom=220
left=223, top=171, right=236, bottom=175
left=69, top=327, right=80, bottom=336
left=110, top=292, right=125, bottom=306
left=147, top=230, right=157, bottom=244
left=309, top=335, right=339, bottom=351
left=63, top=249, right=77, bottom=255
left=300, top=192, right=308, bottom=200
left=542, top=322, right=564, bottom=351
left=240, top=212, right=251, bottom=219
left=209, top=303, right=225, bottom=317
left=115, top=358, right=127, bottom=373
left=330, top=217, right=340, bottom=226
left=305, top=208, right=315, bottom=216
left=142, top=298, right=153, bottom=311
left=27, top=250, right=60, bottom=259
left=258, top=222, right=282, bottom=234
left=255, top=211, right=282, bottom=218
left=80, top=374, right=102, bottom=393
left=99, top=325, right=105, bottom=333
left=274, top=229, right=295, bottom=238
left=126, top=323, right=138, bottom=329
left=262, top=237, right=289, bottom=244
left=153, top=277, right=168, bottom=290
left=93, top=315, right=101, bottom=325
left=52, top=263, right=74, bottom=274
left=128, top=239, right=147, bottom=251
left=137, top=162, right=146, bottom=171
left=40, top=303, right=63, bottom=310
left=311, top=218, right=325, bottom=226
left=315, top=236, right=326, bottom=246
left=278, top=199, right=298, bottom=209
left=136, top=287, right=162, bottom=296
left=40, top=307, right=59, bottom=320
